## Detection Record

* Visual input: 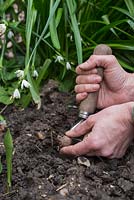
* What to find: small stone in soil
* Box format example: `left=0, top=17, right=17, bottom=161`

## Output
left=77, top=157, right=91, bottom=167
left=36, top=131, right=46, bottom=140
left=57, top=135, right=72, bottom=147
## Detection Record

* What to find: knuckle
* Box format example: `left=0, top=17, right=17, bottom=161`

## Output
left=110, top=55, right=116, bottom=60
left=87, top=75, right=92, bottom=83
left=91, top=75, right=96, bottom=82
left=90, top=55, right=96, bottom=61
left=83, top=84, right=88, bottom=91
left=109, top=55, right=117, bottom=64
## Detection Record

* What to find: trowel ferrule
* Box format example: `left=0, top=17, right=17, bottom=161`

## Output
left=79, top=111, right=89, bottom=120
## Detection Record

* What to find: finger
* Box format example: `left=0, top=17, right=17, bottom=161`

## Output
left=76, top=67, right=97, bottom=75
left=76, top=74, right=102, bottom=84
left=65, top=115, right=95, bottom=138
left=75, top=84, right=100, bottom=93
left=86, top=150, right=99, bottom=157
left=77, top=59, right=96, bottom=72
left=76, top=93, right=88, bottom=103
left=77, top=55, right=115, bottom=71
left=60, top=135, right=92, bottom=156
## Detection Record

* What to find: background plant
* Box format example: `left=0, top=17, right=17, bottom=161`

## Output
left=0, top=0, right=133, bottom=108
left=4, top=128, right=13, bottom=189
left=0, top=115, right=13, bottom=189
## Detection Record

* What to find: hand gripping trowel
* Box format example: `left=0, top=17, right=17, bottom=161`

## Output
left=58, top=44, right=112, bottom=147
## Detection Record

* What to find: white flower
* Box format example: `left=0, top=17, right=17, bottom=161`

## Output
left=8, top=31, right=14, bottom=39
left=0, top=24, right=6, bottom=36
left=15, top=70, right=24, bottom=79
left=32, top=70, right=38, bottom=78
left=66, top=62, right=71, bottom=70
left=21, top=80, right=31, bottom=89
left=13, top=89, right=20, bottom=99
left=67, top=33, right=73, bottom=41
left=55, top=55, right=64, bottom=63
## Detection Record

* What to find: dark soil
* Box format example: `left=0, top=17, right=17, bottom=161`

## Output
left=0, top=80, right=134, bottom=200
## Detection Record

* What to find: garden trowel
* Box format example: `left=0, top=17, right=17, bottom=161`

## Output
left=72, top=44, right=112, bottom=130
left=58, top=44, right=112, bottom=147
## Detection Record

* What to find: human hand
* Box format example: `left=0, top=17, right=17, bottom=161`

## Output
left=60, top=102, right=134, bottom=158
left=75, top=55, right=134, bottom=108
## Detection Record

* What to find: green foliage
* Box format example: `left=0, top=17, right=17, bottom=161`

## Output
left=77, top=0, right=134, bottom=70
left=0, top=115, right=13, bottom=188
left=49, top=0, right=61, bottom=50
left=4, top=128, right=13, bottom=188
left=66, top=0, right=83, bottom=64
left=0, top=0, right=16, bottom=14
left=0, top=0, right=134, bottom=106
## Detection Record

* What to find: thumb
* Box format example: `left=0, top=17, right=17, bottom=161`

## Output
left=65, top=115, right=95, bottom=138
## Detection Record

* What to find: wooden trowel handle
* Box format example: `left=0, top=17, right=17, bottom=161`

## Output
left=79, top=44, right=112, bottom=119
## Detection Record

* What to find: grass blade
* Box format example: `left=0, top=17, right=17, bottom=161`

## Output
left=25, top=0, right=37, bottom=67
left=55, top=8, right=63, bottom=27
left=26, top=71, right=41, bottom=109
left=102, top=15, right=118, bottom=37
left=49, top=0, right=61, bottom=50
left=44, top=8, right=63, bottom=39
left=0, top=0, right=15, bottom=12
left=4, top=128, right=13, bottom=188
left=37, top=59, right=52, bottom=86
left=66, top=0, right=83, bottom=64
left=27, top=0, right=61, bottom=66
left=118, top=58, right=134, bottom=71
left=90, top=19, right=133, bottom=40
left=124, top=0, right=134, bottom=17
left=112, top=6, right=134, bottom=21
